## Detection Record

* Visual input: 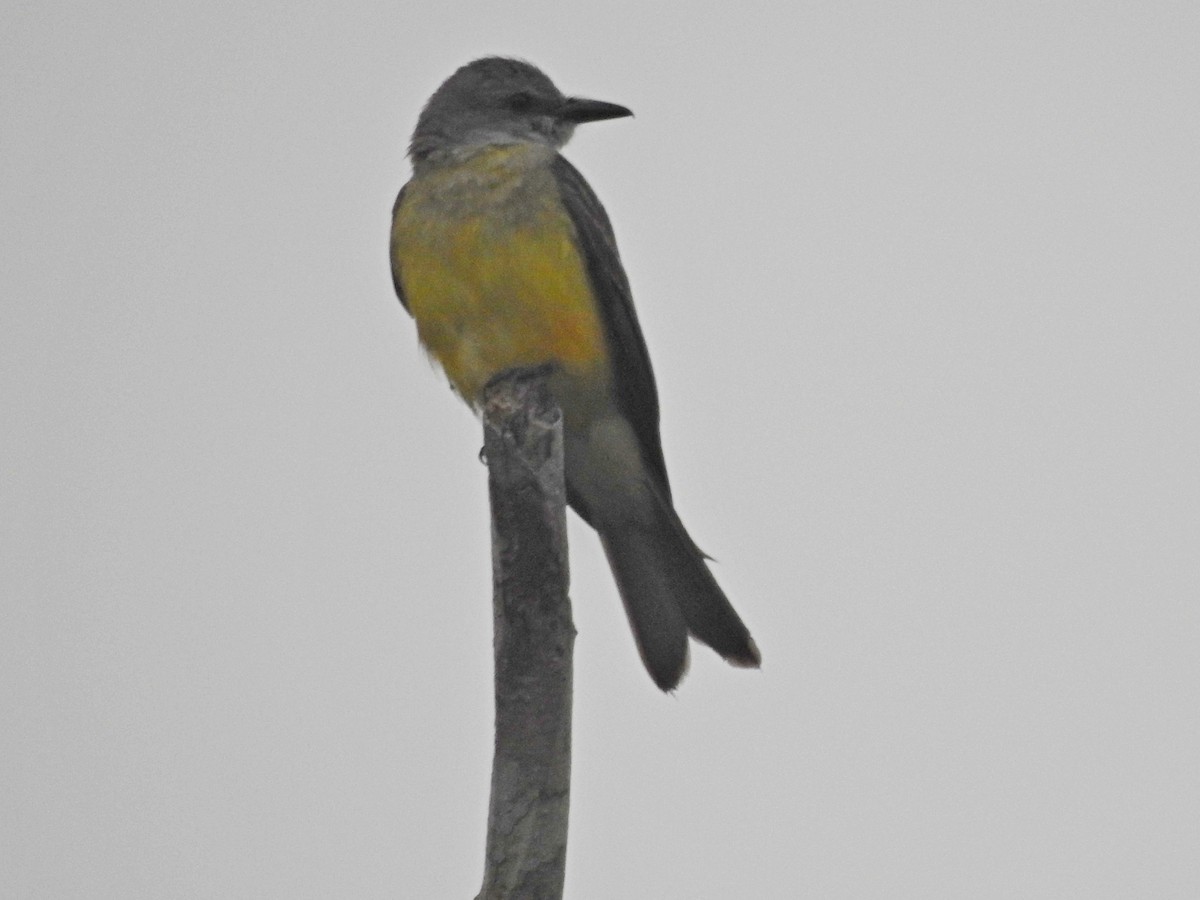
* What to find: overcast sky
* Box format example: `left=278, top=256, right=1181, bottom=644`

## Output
left=3, top=2, right=1197, bottom=898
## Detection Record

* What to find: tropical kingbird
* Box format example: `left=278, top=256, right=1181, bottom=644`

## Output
left=389, top=57, right=760, bottom=690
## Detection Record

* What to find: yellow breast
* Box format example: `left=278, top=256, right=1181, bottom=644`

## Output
left=391, top=145, right=609, bottom=404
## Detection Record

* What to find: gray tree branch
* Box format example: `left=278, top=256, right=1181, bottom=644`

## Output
left=476, top=369, right=574, bottom=900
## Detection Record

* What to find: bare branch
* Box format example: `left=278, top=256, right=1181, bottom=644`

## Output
left=476, top=368, right=574, bottom=900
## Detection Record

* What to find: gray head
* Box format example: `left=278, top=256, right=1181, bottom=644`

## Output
left=409, top=57, right=632, bottom=163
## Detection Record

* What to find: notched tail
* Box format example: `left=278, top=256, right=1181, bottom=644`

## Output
left=601, top=490, right=760, bottom=691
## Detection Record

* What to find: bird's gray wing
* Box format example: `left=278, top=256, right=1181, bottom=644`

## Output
left=390, top=183, right=411, bottom=313
left=551, top=154, right=671, bottom=499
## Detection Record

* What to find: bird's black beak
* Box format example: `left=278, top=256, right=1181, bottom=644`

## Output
left=557, top=97, right=634, bottom=124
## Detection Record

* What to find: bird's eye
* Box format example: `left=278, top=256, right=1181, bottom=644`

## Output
left=507, top=91, right=536, bottom=112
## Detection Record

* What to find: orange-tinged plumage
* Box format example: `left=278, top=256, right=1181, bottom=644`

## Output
left=390, top=144, right=609, bottom=404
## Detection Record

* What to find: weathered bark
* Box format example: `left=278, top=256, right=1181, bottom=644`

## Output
left=476, top=369, right=574, bottom=900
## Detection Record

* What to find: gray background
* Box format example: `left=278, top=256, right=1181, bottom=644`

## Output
left=3, top=2, right=1196, bottom=897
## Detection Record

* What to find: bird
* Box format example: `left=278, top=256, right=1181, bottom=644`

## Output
left=389, top=57, right=759, bottom=690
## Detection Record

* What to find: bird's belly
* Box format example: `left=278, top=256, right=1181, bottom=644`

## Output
left=393, top=163, right=610, bottom=406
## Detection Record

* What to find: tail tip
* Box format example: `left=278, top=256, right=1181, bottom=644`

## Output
left=649, top=637, right=760, bottom=690
left=648, top=647, right=691, bottom=693
left=725, top=636, right=762, bottom=670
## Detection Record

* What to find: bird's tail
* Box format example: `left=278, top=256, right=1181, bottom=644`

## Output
left=600, top=492, right=760, bottom=691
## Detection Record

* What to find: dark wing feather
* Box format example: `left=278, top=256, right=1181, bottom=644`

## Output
left=551, top=155, right=671, bottom=499
left=390, top=183, right=411, bottom=313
